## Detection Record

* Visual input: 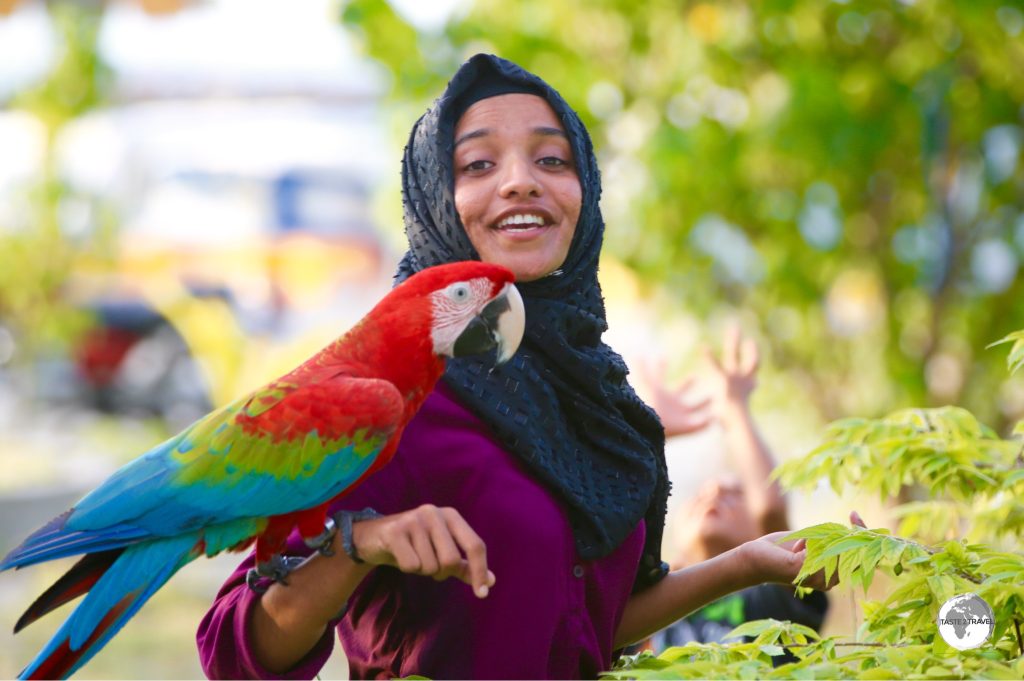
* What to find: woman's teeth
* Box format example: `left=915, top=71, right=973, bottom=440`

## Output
left=496, top=214, right=547, bottom=230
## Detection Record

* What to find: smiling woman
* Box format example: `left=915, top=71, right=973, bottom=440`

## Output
left=198, top=53, right=839, bottom=681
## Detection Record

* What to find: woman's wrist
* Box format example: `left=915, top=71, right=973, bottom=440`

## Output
left=720, top=544, right=759, bottom=591
left=334, top=508, right=384, bottom=564
left=734, top=538, right=793, bottom=589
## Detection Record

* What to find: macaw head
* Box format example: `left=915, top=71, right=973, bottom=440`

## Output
left=388, top=261, right=525, bottom=365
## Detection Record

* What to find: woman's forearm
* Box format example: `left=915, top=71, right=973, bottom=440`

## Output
left=249, top=532, right=374, bottom=673
left=614, top=545, right=752, bottom=648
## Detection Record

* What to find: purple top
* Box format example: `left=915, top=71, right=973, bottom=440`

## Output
left=197, top=383, right=645, bottom=679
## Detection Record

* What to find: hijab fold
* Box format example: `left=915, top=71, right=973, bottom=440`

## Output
left=396, top=53, right=669, bottom=591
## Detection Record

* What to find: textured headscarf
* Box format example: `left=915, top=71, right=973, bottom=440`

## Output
left=396, top=53, right=669, bottom=590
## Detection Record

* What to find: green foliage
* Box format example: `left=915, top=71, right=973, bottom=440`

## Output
left=773, top=406, right=1024, bottom=543
left=10, top=2, right=110, bottom=128
left=605, top=335, right=1024, bottom=678
left=608, top=528, right=1024, bottom=676
left=989, top=330, right=1024, bottom=376
left=610, top=638, right=1024, bottom=679
left=0, top=1, right=109, bottom=362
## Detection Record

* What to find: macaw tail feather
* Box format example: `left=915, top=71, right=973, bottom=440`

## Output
left=0, top=511, right=148, bottom=572
left=14, top=549, right=124, bottom=634
left=18, top=535, right=198, bottom=680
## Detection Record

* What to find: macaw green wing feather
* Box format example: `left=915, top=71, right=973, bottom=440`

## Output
left=241, top=380, right=299, bottom=419
left=67, top=375, right=405, bottom=537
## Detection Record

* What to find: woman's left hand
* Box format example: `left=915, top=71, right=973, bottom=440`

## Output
left=739, top=532, right=832, bottom=590
left=739, top=511, right=867, bottom=590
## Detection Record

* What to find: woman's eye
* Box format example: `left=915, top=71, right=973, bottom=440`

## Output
left=463, top=160, right=492, bottom=172
left=538, top=156, right=567, bottom=167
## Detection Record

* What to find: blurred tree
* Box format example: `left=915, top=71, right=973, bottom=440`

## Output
left=340, top=0, right=1024, bottom=428
left=0, top=2, right=110, bottom=365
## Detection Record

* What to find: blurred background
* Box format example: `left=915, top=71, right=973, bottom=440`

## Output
left=0, top=0, right=1022, bottom=677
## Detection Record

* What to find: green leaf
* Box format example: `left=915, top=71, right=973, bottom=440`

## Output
left=724, top=619, right=779, bottom=640
left=780, top=523, right=849, bottom=543
left=926, top=575, right=957, bottom=605
left=925, top=665, right=954, bottom=677
left=943, top=539, right=967, bottom=563
left=787, top=623, right=822, bottom=642
left=931, top=634, right=954, bottom=658
left=820, top=534, right=876, bottom=559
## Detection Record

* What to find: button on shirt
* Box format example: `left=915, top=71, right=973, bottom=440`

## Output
left=198, top=383, right=647, bottom=680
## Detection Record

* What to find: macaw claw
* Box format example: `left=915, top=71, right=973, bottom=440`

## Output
left=246, top=554, right=305, bottom=593
left=303, top=516, right=338, bottom=557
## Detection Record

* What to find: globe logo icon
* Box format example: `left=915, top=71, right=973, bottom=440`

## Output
left=937, top=593, right=994, bottom=650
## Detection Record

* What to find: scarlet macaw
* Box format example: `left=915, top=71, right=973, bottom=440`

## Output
left=1, top=261, right=525, bottom=679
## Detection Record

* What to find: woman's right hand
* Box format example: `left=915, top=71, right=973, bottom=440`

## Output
left=352, top=504, right=495, bottom=599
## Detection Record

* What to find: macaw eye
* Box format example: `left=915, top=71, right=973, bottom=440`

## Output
left=447, top=282, right=471, bottom=303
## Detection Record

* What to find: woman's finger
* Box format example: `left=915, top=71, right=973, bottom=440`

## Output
left=426, top=512, right=464, bottom=580
left=387, top=533, right=422, bottom=574
left=408, top=519, right=440, bottom=576
left=443, top=509, right=492, bottom=598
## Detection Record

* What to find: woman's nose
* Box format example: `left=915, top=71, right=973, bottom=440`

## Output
left=498, top=155, right=542, bottom=198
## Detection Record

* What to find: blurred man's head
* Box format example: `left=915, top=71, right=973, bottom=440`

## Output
left=674, top=478, right=762, bottom=565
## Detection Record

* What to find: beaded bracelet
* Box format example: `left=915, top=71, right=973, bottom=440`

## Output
left=332, top=507, right=383, bottom=564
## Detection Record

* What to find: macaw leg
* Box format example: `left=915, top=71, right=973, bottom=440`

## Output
left=297, top=504, right=336, bottom=557
left=246, top=516, right=303, bottom=594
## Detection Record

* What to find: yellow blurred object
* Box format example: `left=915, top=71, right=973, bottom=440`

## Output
left=0, top=0, right=20, bottom=16
left=687, top=3, right=722, bottom=43
left=825, top=268, right=886, bottom=337
left=137, top=277, right=247, bottom=408
left=138, top=0, right=189, bottom=15
left=599, top=253, right=642, bottom=307
left=270, top=234, right=380, bottom=310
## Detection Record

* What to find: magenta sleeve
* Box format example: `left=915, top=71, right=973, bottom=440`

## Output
left=196, top=533, right=338, bottom=680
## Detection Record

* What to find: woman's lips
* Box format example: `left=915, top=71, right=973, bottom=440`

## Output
left=492, top=208, right=556, bottom=230
left=491, top=223, right=554, bottom=241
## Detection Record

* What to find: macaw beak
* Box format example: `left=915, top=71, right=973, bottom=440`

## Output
left=452, top=283, right=525, bottom=364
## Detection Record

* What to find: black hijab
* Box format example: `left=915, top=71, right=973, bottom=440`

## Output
left=396, top=53, right=669, bottom=591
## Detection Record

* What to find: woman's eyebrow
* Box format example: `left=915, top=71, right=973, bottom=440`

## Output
left=533, top=126, right=568, bottom=140
left=454, top=128, right=490, bottom=148
left=454, top=126, right=569, bottom=148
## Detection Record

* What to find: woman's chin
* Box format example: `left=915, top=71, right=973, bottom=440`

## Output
left=509, top=264, right=562, bottom=282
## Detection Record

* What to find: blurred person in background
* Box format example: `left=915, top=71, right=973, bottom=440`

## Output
left=198, top=54, right=840, bottom=680
left=635, top=327, right=829, bottom=659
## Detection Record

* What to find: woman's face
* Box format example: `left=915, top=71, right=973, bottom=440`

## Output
left=453, top=93, right=582, bottom=283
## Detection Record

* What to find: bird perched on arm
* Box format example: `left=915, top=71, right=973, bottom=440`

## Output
left=0, top=260, right=525, bottom=680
